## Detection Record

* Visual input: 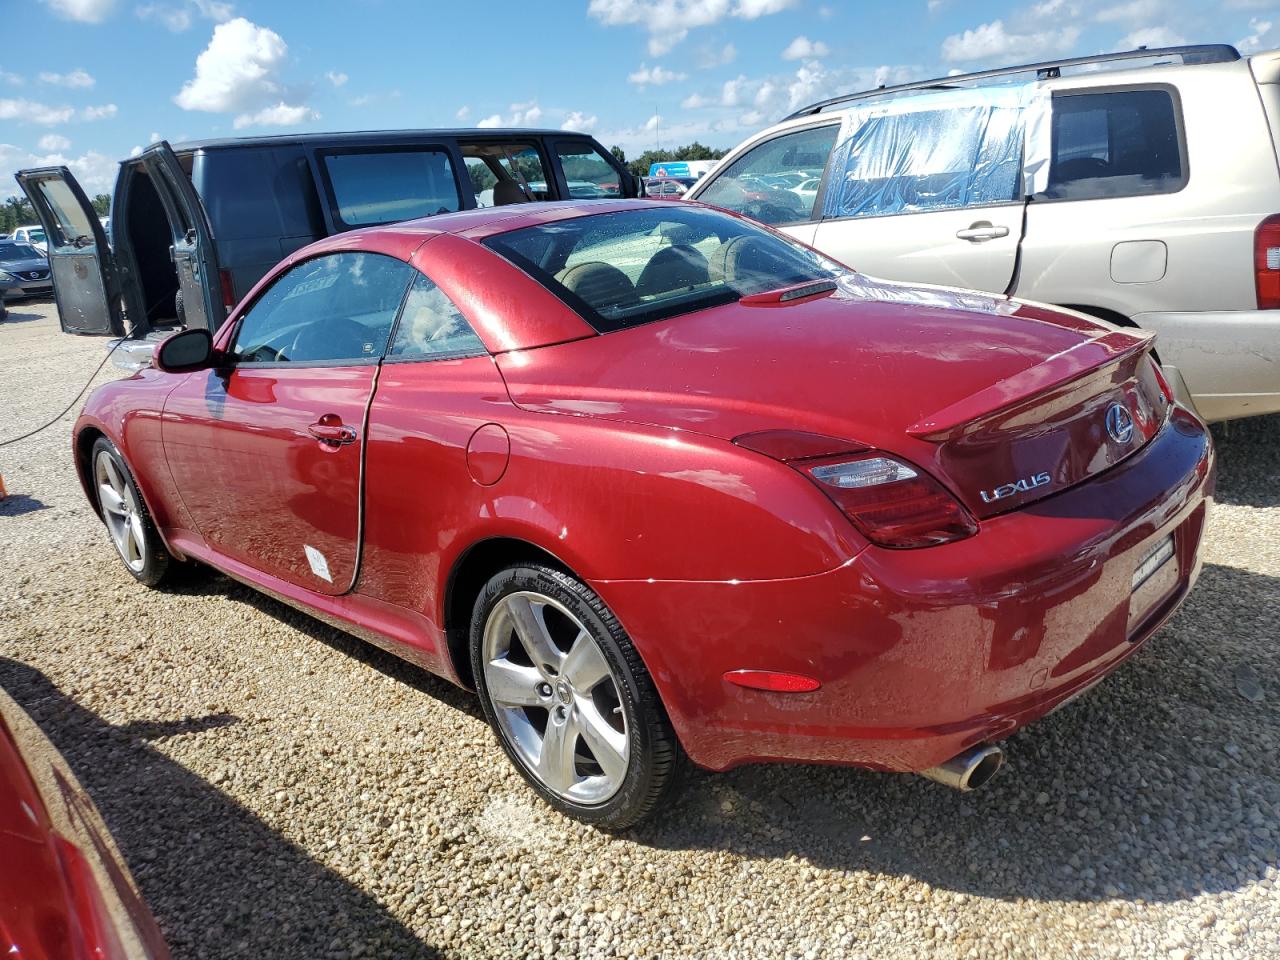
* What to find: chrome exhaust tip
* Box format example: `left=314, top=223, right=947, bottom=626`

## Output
left=919, top=744, right=1005, bottom=791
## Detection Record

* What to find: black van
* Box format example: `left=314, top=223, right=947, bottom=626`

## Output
left=17, top=129, right=638, bottom=338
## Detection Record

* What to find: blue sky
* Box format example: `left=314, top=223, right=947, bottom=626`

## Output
left=2, top=0, right=1275, bottom=197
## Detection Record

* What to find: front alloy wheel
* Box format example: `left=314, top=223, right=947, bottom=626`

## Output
left=91, top=438, right=174, bottom=587
left=471, top=565, right=681, bottom=829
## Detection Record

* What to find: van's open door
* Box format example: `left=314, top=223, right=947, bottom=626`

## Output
left=15, top=166, right=125, bottom=336
left=138, top=141, right=224, bottom=332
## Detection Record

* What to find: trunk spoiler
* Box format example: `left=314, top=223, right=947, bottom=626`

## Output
left=907, top=329, right=1156, bottom=441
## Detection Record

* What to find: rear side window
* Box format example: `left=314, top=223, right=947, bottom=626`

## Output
left=696, top=124, right=838, bottom=226
left=322, top=149, right=461, bottom=228
left=389, top=273, right=486, bottom=359
left=232, top=252, right=414, bottom=364
left=1044, top=89, right=1184, bottom=200
left=554, top=141, right=623, bottom=198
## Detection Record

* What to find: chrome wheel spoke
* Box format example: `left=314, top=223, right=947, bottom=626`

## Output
left=102, top=455, right=126, bottom=496
left=563, top=630, right=610, bottom=692
left=506, top=595, right=563, bottom=676
left=577, top=703, right=627, bottom=782
left=128, top=514, right=146, bottom=562
left=537, top=712, right=580, bottom=795
left=98, top=483, right=126, bottom=516
left=486, top=659, right=544, bottom=708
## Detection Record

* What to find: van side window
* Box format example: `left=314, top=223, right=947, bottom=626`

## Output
left=232, top=252, right=414, bottom=364
left=697, top=124, right=838, bottom=226
left=389, top=272, right=486, bottom=359
left=461, top=143, right=551, bottom=206
left=1043, top=90, right=1184, bottom=200
left=322, top=149, right=461, bottom=227
left=554, top=142, right=622, bottom=198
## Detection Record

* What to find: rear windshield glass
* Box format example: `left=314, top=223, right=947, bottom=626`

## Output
left=482, top=206, right=849, bottom=333
left=0, top=242, right=42, bottom=259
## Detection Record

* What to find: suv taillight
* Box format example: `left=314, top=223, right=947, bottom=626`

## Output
left=1254, top=215, right=1280, bottom=309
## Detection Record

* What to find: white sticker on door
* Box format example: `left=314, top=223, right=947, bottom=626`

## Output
left=304, top=544, right=333, bottom=583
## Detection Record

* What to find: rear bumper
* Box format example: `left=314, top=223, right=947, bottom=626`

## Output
left=596, top=406, right=1214, bottom=772
left=1134, top=308, right=1280, bottom=421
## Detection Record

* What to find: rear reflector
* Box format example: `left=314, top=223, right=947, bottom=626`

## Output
left=1255, top=215, right=1280, bottom=309
left=724, top=669, right=821, bottom=692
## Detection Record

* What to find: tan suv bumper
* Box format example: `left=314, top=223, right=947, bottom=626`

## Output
left=1135, top=309, right=1280, bottom=422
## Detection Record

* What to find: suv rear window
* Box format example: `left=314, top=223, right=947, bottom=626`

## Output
left=1044, top=89, right=1184, bottom=200
left=322, top=148, right=461, bottom=227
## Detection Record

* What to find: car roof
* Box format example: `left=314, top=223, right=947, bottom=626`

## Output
left=170, top=127, right=598, bottom=153
left=349, top=199, right=676, bottom=245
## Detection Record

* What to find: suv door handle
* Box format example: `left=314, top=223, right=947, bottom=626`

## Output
left=956, top=222, right=1010, bottom=242
left=308, top=417, right=357, bottom=446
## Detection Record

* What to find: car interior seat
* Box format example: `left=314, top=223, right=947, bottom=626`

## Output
left=634, top=245, right=709, bottom=298
left=493, top=180, right=529, bottom=205
left=556, top=262, right=635, bottom=311
left=708, top=235, right=791, bottom=288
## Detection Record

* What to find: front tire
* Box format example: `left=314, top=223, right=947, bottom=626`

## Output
left=91, top=438, right=174, bottom=587
left=470, top=564, right=682, bottom=829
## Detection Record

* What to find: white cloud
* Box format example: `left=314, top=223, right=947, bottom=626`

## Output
left=39, top=69, right=95, bottom=88
left=1122, top=26, right=1187, bottom=48
left=136, top=0, right=233, bottom=31
left=1239, top=17, right=1275, bottom=53
left=42, top=0, right=116, bottom=22
left=628, top=63, right=688, bottom=86
left=0, top=68, right=22, bottom=86
left=696, top=42, right=736, bottom=68
left=325, top=70, right=348, bottom=87
left=781, top=36, right=830, bottom=60
left=38, top=133, right=71, bottom=151
left=942, top=19, right=1080, bottom=63
left=149, top=131, right=162, bottom=142
left=0, top=98, right=76, bottom=126
left=473, top=101, right=543, bottom=128
left=0, top=142, right=119, bottom=194
left=81, top=103, right=118, bottom=120
left=562, top=111, right=599, bottom=132
left=233, top=102, right=317, bottom=129
left=1094, top=0, right=1159, bottom=23
left=175, top=17, right=289, bottom=113
left=588, top=0, right=797, bottom=55
left=644, top=114, right=662, bottom=132
left=455, top=105, right=470, bottom=120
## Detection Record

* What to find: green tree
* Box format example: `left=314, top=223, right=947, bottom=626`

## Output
left=91, top=194, right=111, bottom=217
left=626, top=142, right=728, bottom=178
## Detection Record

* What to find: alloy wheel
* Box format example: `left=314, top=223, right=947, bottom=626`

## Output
left=95, top=450, right=147, bottom=573
left=481, top=591, right=630, bottom=804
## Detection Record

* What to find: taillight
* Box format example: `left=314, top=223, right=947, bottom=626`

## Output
left=219, top=268, right=236, bottom=311
left=798, top=452, right=977, bottom=548
left=1254, top=215, right=1280, bottom=309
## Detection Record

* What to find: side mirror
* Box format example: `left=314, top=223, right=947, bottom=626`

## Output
left=154, top=328, right=214, bottom=373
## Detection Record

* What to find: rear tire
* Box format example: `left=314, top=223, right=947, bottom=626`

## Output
left=91, top=437, right=175, bottom=587
left=470, top=563, right=682, bottom=829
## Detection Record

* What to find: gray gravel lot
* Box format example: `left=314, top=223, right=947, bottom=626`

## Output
left=0, top=299, right=1277, bottom=960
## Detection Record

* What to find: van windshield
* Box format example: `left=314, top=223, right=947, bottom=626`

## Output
left=482, top=205, right=849, bottom=333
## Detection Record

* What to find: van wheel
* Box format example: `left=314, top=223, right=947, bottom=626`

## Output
left=174, top=289, right=186, bottom=327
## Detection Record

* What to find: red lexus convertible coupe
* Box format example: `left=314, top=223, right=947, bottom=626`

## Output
left=72, top=200, right=1213, bottom=828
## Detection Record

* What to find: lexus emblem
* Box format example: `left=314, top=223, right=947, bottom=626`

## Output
left=1105, top=402, right=1134, bottom=444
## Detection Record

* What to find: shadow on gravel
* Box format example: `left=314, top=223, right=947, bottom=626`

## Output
left=157, top=570, right=483, bottom=721
left=632, top=561, right=1279, bottom=906
left=1211, top=413, right=1280, bottom=508
left=0, top=493, right=49, bottom=517
left=0, top=657, right=444, bottom=960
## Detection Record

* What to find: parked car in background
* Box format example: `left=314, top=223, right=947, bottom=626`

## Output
left=0, top=240, right=52, bottom=299
left=10, top=225, right=47, bottom=255
left=0, top=682, right=169, bottom=959
left=71, top=200, right=1211, bottom=828
left=16, top=128, right=637, bottom=339
left=689, top=43, right=1280, bottom=422
left=643, top=176, right=698, bottom=198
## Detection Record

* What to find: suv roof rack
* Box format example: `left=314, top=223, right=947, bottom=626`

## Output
left=785, top=43, right=1241, bottom=120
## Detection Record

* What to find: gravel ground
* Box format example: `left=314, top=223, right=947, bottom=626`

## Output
left=0, top=299, right=1277, bottom=960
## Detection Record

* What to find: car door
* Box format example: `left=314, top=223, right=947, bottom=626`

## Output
left=161, top=250, right=416, bottom=594
left=691, top=122, right=841, bottom=247
left=16, top=166, right=125, bottom=335
left=807, top=97, right=1029, bottom=293
left=137, top=141, right=225, bottom=332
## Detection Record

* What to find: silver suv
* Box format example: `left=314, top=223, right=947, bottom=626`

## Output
left=688, top=44, right=1280, bottom=422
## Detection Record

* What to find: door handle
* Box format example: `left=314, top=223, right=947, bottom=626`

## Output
left=308, top=417, right=357, bottom=446
left=956, top=221, right=1010, bottom=242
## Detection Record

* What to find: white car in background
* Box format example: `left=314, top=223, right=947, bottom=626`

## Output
left=689, top=42, right=1280, bottom=422
left=11, top=225, right=47, bottom=255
